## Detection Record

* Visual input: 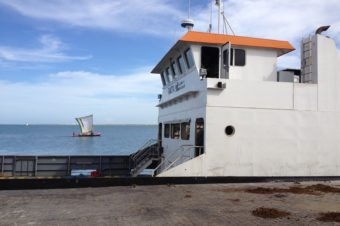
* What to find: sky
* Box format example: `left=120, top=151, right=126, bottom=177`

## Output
left=0, top=0, right=339, bottom=125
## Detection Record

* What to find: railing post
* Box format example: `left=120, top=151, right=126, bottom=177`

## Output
left=13, top=156, right=16, bottom=177
left=35, top=156, right=38, bottom=176
left=1, top=156, right=4, bottom=175
left=99, top=156, right=102, bottom=174
left=67, top=156, right=71, bottom=176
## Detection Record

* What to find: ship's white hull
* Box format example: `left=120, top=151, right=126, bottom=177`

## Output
left=153, top=29, right=340, bottom=178
left=159, top=107, right=340, bottom=176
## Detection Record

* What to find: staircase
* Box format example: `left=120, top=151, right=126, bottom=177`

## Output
left=129, top=139, right=161, bottom=177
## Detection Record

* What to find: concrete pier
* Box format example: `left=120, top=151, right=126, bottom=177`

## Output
left=0, top=181, right=340, bottom=225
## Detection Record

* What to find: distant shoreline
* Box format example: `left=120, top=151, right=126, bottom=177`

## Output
left=0, top=124, right=157, bottom=126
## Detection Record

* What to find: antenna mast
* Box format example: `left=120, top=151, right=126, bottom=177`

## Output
left=181, top=0, right=195, bottom=31
left=208, top=0, right=213, bottom=32
left=216, top=0, right=221, bottom=34
left=215, top=0, right=235, bottom=35
left=188, top=0, right=191, bottom=18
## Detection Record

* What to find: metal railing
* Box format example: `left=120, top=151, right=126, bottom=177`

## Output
left=136, top=139, right=158, bottom=153
left=0, top=155, right=131, bottom=177
left=153, top=145, right=204, bottom=176
left=129, top=139, right=161, bottom=175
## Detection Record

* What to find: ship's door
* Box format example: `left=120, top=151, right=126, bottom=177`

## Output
left=195, top=118, right=204, bottom=157
left=221, top=42, right=231, bottom=79
left=158, top=123, right=162, bottom=148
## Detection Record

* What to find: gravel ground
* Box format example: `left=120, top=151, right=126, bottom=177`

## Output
left=0, top=181, right=340, bottom=226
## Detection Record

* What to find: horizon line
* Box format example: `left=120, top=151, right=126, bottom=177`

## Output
left=0, top=123, right=157, bottom=126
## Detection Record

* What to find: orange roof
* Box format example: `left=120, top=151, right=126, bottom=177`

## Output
left=180, top=31, right=295, bottom=54
left=151, top=31, right=295, bottom=74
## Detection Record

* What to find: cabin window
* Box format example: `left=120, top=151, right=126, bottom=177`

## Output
left=177, top=55, right=185, bottom=74
left=171, top=123, right=180, bottom=139
left=170, top=61, right=179, bottom=79
left=165, top=67, right=173, bottom=83
left=181, top=122, right=190, bottom=140
left=201, top=46, right=219, bottom=78
left=184, top=48, right=194, bottom=69
left=234, top=49, right=246, bottom=66
left=164, top=124, right=170, bottom=138
left=230, top=48, right=234, bottom=66
left=229, top=48, right=246, bottom=66
left=160, top=72, right=166, bottom=86
left=223, top=49, right=228, bottom=66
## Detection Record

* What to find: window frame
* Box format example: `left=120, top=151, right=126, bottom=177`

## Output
left=160, top=71, right=166, bottom=86
left=177, top=55, right=185, bottom=74
left=229, top=48, right=246, bottom=67
left=164, top=124, right=170, bottom=138
left=234, top=49, right=246, bottom=66
left=171, top=123, right=180, bottom=139
left=184, top=48, right=194, bottom=69
left=165, top=67, right=173, bottom=83
left=170, top=61, right=179, bottom=79
left=181, top=121, right=190, bottom=140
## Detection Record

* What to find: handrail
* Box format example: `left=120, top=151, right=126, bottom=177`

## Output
left=152, top=146, right=188, bottom=175
left=133, top=144, right=158, bottom=166
left=129, top=139, right=161, bottom=175
left=130, top=139, right=158, bottom=161
left=139, top=139, right=158, bottom=151
left=153, top=145, right=203, bottom=176
left=162, top=146, right=202, bottom=172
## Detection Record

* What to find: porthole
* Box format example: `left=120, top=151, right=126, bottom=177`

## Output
left=225, top=125, right=235, bottom=136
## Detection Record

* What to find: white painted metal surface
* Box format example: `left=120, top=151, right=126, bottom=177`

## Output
left=153, top=30, right=340, bottom=177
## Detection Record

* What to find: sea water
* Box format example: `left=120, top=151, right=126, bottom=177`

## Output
left=0, top=125, right=157, bottom=155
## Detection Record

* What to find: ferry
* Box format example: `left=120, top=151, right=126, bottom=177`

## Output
left=1, top=3, right=340, bottom=183
left=149, top=11, right=340, bottom=176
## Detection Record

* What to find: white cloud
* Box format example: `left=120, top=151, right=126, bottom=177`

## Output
left=1, top=0, right=339, bottom=41
left=0, top=69, right=161, bottom=124
left=0, top=35, right=91, bottom=63
left=0, top=0, right=184, bottom=35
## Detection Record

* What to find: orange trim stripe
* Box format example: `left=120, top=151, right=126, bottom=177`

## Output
left=180, top=31, right=295, bottom=52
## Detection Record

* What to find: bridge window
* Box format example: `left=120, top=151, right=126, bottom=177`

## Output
left=229, top=48, right=246, bottom=66
left=184, top=48, right=194, bottom=69
left=171, top=123, right=180, bottom=139
left=164, top=124, right=170, bottom=138
left=165, top=67, right=173, bottom=83
left=201, top=46, right=219, bottom=78
left=170, top=61, right=179, bottom=79
left=160, top=72, right=166, bottom=86
left=177, top=55, right=185, bottom=74
left=181, top=122, right=190, bottom=140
